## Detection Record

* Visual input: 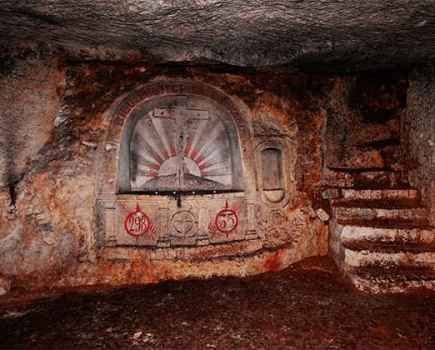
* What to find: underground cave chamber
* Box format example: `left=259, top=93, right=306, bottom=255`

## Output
left=0, top=62, right=434, bottom=298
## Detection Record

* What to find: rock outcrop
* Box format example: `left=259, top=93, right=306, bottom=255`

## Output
left=1, top=1, right=435, bottom=70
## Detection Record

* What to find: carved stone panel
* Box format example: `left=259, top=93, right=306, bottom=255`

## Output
left=112, top=201, right=160, bottom=246
left=128, top=96, right=241, bottom=193
left=96, top=81, right=298, bottom=258
left=168, top=209, right=199, bottom=246
left=207, top=199, right=247, bottom=244
left=100, top=196, right=256, bottom=248
left=256, top=206, right=300, bottom=248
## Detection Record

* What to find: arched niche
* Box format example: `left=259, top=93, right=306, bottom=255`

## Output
left=261, top=147, right=284, bottom=201
left=94, top=79, right=299, bottom=253
left=254, top=137, right=296, bottom=207
left=97, top=80, right=254, bottom=199
left=118, top=94, right=244, bottom=194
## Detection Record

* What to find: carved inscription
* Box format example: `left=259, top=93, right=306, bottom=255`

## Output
left=170, top=210, right=197, bottom=238
left=215, top=205, right=238, bottom=235
left=105, top=198, right=252, bottom=247
left=124, top=204, right=152, bottom=237
left=257, top=207, right=296, bottom=247
left=209, top=201, right=239, bottom=236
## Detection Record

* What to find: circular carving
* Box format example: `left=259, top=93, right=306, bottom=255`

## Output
left=215, top=207, right=239, bottom=235
left=170, top=210, right=196, bottom=238
left=124, top=205, right=151, bottom=237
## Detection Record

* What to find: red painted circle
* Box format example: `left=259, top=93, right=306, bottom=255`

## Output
left=214, top=208, right=238, bottom=234
left=124, top=208, right=151, bottom=237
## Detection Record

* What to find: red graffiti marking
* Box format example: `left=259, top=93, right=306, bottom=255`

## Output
left=184, top=136, right=193, bottom=157
left=190, top=148, right=200, bottom=161
left=162, top=149, right=170, bottom=160
left=149, top=150, right=164, bottom=164
left=144, top=171, right=159, bottom=177
left=124, top=204, right=151, bottom=237
left=170, top=144, right=177, bottom=157
left=211, top=200, right=239, bottom=235
left=196, top=154, right=205, bottom=164
left=146, top=162, right=161, bottom=170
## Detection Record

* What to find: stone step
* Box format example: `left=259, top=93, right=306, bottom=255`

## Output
left=351, top=170, right=405, bottom=188
left=338, top=188, right=419, bottom=202
left=323, top=169, right=405, bottom=189
left=337, top=221, right=434, bottom=243
left=332, top=198, right=422, bottom=208
left=343, top=239, right=435, bottom=254
left=329, top=147, right=386, bottom=170
left=348, top=266, right=435, bottom=293
left=350, top=266, right=435, bottom=280
left=330, top=140, right=403, bottom=171
left=333, top=205, right=427, bottom=222
left=334, top=222, right=435, bottom=270
left=342, top=245, right=435, bottom=270
left=348, top=123, right=400, bottom=147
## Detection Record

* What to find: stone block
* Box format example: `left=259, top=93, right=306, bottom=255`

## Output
left=0, top=276, right=11, bottom=296
left=334, top=147, right=385, bottom=169
left=315, top=208, right=330, bottom=222
left=321, top=188, right=341, bottom=199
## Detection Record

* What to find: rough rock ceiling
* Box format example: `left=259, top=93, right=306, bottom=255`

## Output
left=1, top=1, right=435, bottom=70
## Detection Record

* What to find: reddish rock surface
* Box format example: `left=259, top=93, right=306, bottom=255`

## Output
left=0, top=257, right=434, bottom=350
left=0, top=55, right=330, bottom=295
left=0, top=50, right=433, bottom=299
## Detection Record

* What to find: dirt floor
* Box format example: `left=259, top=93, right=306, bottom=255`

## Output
left=0, top=257, right=434, bottom=350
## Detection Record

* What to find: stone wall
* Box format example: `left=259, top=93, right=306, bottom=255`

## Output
left=406, top=67, right=435, bottom=225
left=323, top=73, right=405, bottom=173
left=0, top=52, right=65, bottom=188
left=0, top=52, right=331, bottom=298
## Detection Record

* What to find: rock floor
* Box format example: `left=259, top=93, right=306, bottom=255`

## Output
left=0, top=257, right=434, bottom=350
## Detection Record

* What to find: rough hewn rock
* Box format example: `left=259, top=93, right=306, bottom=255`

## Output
left=324, top=76, right=405, bottom=172
left=315, top=208, right=330, bottom=222
left=333, top=147, right=386, bottom=170
left=0, top=276, right=11, bottom=296
left=329, top=187, right=435, bottom=293
left=0, top=41, right=433, bottom=299
left=0, top=55, right=330, bottom=296
left=0, top=55, right=65, bottom=188
left=1, top=1, right=435, bottom=70
left=405, top=66, right=435, bottom=226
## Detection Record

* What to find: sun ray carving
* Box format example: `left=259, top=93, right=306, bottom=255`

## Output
left=130, top=102, right=235, bottom=192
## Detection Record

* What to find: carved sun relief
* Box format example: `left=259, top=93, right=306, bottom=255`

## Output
left=129, top=97, right=235, bottom=193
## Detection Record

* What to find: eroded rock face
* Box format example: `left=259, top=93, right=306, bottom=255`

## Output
left=0, top=49, right=432, bottom=298
left=406, top=66, right=435, bottom=226
left=0, top=54, right=331, bottom=296
left=0, top=1, right=435, bottom=70
left=323, top=75, right=406, bottom=172
left=0, top=276, right=10, bottom=296
left=0, top=55, right=65, bottom=188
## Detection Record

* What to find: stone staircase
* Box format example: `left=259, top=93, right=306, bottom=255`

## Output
left=325, top=170, right=435, bottom=293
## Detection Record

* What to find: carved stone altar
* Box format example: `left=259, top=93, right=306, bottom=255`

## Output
left=96, top=80, right=297, bottom=256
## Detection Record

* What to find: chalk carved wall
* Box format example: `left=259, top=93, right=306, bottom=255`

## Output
left=0, top=57, right=329, bottom=294
left=96, top=80, right=299, bottom=257
left=123, top=95, right=243, bottom=193
left=406, top=68, right=435, bottom=225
